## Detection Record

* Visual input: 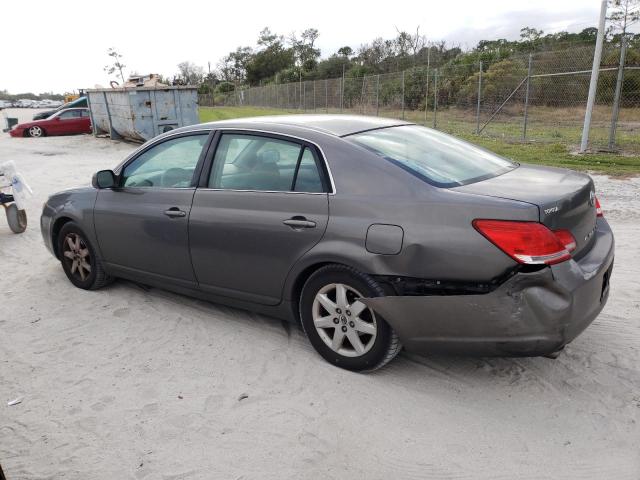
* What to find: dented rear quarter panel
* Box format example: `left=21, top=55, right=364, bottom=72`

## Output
left=283, top=138, right=538, bottom=302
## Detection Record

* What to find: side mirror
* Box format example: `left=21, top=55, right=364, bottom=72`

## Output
left=92, top=170, right=116, bottom=189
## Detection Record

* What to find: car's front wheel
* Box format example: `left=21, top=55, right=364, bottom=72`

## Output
left=300, top=264, right=401, bottom=371
left=27, top=126, right=44, bottom=137
left=57, top=222, right=112, bottom=290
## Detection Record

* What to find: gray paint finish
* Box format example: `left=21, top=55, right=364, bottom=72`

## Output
left=41, top=115, right=615, bottom=357
left=366, top=224, right=404, bottom=255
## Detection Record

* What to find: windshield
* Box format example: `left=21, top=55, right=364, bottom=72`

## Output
left=347, top=125, right=517, bottom=187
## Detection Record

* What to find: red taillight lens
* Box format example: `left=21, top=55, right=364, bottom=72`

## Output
left=473, top=219, right=572, bottom=265
left=553, top=229, right=577, bottom=252
left=595, top=197, right=603, bottom=217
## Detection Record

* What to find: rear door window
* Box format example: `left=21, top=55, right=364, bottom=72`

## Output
left=209, top=133, right=326, bottom=193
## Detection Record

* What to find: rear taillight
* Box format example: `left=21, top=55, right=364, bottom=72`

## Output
left=595, top=197, right=603, bottom=217
left=473, top=219, right=573, bottom=265
left=553, top=229, right=577, bottom=252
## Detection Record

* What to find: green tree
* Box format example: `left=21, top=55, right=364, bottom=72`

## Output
left=246, top=28, right=295, bottom=85
left=607, top=0, right=640, bottom=37
left=177, top=61, right=204, bottom=85
left=218, top=47, right=253, bottom=83
left=337, top=46, right=353, bottom=57
left=290, top=28, right=321, bottom=72
left=104, top=48, right=126, bottom=84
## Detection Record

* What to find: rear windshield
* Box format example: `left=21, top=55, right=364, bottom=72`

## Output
left=347, top=125, right=516, bottom=187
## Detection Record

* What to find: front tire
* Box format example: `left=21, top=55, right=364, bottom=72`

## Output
left=27, top=125, right=44, bottom=137
left=299, top=264, right=401, bottom=372
left=57, top=222, right=112, bottom=290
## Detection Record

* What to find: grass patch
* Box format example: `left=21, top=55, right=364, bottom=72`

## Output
left=199, top=107, right=640, bottom=176
left=458, top=135, right=640, bottom=176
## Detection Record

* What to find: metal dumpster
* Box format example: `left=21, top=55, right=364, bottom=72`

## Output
left=87, top=86, right=199, bottom=142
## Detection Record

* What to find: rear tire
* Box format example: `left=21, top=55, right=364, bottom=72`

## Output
left=57, top=222, right=112, bottom=290
left=299, top=264, right=401, bottom=372
left=5, top=204, right=27, bottom=233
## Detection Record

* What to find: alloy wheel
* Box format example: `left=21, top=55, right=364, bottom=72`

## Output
left=312, top=283, right=377, bottom=357
left=29, top=126, right=43, bottom=137
left=62, top=233, right=92, bottom=281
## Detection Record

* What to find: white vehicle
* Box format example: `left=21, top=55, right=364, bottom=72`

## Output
left=15, top=99, right=35, bottom=108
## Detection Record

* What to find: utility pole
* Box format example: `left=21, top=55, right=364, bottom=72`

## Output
left=580, top=0, right=608, bottom=153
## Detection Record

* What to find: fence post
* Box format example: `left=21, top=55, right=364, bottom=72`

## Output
left=523, top=54, right=533, bottom=141
left=313, top=80, right=316, bottom=112
left=299, top=72, right=303, bottom=110
left=376, top=74, right=380, bottom=116
left=424, top=47, right=430, bottom=126
left=325, top=78, right=329, bottom=113
left=433, top=69, right=438, bottom=129
left=401, top=70, right=406, bottom=120
left=360, top=75, right=366, bottom=114
left=476, top=61, right=483, bottom=134
left=609, top=35, right=628, bottom=150
left=340, top=64, right=345, bottom=113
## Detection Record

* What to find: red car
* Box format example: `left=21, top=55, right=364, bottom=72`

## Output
left=9, top=108, right=92, bottom=138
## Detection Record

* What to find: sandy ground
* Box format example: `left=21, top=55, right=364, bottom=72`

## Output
left=1, top=108, right=639, bottom=480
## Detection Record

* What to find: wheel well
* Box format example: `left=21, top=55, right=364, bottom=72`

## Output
left=51, top=217, right=73, bottom=259
left=289, top=261, right=338, bottom=321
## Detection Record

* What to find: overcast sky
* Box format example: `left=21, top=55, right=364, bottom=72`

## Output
left=0, top=0, right=626, bottom=94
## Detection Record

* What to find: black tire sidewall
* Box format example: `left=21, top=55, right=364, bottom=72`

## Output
left=6, top=204, right=27, bottom=233
left=57, top=222, right=99, bottom=289
left=300, top=266, right=393, bottom=372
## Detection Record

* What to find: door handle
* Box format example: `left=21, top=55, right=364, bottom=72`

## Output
left=164, top=208, right=186, bottom=218
left=283, top=217, right=316, bottom=229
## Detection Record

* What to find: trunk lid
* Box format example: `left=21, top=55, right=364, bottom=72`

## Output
left=454, top=164, right=598, bottom=257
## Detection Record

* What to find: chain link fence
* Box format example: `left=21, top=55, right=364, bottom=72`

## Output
left=208, top=42, right=640, bottom=153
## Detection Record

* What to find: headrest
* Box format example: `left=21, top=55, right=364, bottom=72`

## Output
left=258, top=149, right=280, bottom=164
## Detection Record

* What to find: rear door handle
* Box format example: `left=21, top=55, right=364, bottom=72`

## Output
left=164, top=208, right=186, bottom=218
left=283, top=217, right=316, bottom=229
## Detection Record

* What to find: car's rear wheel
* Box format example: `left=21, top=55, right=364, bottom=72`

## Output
left=299, top=264, right=401, bottom=372
left=27, top=125, right=44, bottom=137
left=57, top=222, right=112, bottom=290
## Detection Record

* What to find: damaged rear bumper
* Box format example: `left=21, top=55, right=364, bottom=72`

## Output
left=361, top=219, right=614, bottom=356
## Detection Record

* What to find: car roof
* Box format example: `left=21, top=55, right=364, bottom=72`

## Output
left=197, top=114, right=413, bottom=137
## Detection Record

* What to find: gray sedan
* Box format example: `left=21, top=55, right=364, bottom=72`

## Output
left=41, top=115, right=614, bottom=371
